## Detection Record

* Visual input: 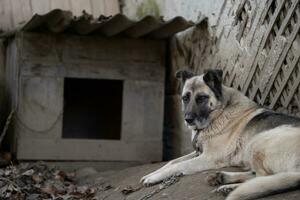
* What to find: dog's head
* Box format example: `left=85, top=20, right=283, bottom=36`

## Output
left=176, top=69, right=223, bottom=130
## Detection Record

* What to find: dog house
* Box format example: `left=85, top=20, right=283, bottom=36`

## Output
left=4, top=10, right=193, bottom=162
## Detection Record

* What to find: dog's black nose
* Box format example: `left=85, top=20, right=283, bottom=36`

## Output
left=185, top=113, right=196, bottom=125
left=185, top=118, right=194, bottom=124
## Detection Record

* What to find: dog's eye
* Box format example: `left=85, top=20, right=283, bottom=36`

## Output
left=182, top=94, right=190, bottom=103
left=196, top=95, right=208, bottom=104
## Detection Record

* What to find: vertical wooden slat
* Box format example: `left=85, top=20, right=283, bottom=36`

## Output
left=69, top=0, right=92, bottom=16
left=50, top=0, right=70, bottom=10
left=90, top=0, right=106, bottom=17
left=31, top=0, right=51, bottom=15
left=21, top=0, right=33, bottom=22
left=0, top=0, right=13, bottom=31
left=11, top=0, right=32, bottom=27
left=104, top=0, right=120, bottom=15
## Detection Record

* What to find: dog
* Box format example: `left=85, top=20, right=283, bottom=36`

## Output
left=141, top=69, right=300, bottom=200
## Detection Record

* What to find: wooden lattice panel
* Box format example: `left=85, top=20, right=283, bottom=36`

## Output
left=165, top=0, right=300, bottom=158
left=171, top=0, right=300, bottom=116
left=223, top=0, right=300, bottom=115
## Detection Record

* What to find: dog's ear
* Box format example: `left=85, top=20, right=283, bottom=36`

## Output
left=175, top=69, right=194, bottom=84
left=203, top=69, right=223, bottom=100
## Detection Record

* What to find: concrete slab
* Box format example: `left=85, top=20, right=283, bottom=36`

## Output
left=78, top=163, right=300, bottom=200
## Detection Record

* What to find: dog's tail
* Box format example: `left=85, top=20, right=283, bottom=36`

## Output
left=226, top=172, right=300, bottom=200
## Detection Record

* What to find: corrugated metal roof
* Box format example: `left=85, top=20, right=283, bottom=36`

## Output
left=22, top=9, right=194, bottom=39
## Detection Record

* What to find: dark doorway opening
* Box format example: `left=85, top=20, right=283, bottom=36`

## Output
left=62, top=78, right=123, bottom=140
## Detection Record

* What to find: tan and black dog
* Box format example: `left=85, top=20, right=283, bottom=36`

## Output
left=141, top=69, right=300, bottom=200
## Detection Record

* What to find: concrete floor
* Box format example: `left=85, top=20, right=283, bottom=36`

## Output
left=76, top=163, right=300, bottom=200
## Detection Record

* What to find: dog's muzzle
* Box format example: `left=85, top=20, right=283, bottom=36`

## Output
left=184, top=113, right=197, bottom=125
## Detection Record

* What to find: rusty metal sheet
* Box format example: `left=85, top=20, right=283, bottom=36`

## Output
left=147, top=16, right=194, bottom=39
left=22, top=9, right=73, bottom=33
left=21, top=9, right=194, bottom=39
left=124, top=16, right=163, bottom=38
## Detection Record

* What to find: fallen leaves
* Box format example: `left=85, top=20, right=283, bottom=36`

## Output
left=0, top=162, right=105, bottom=200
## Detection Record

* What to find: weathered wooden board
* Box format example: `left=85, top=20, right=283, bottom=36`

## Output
left=17, top=138, right=162, bottom=161
left=0, top=40, right=7, bottom=133
left=0, top=40, right=5, bottom=88
left=5, top=39, right=19, bottom=109
left=21, top=62, right=164, bottom=82
left=20, top=33, right=166, bottom=64
left=10, top=32, right=166, bottom=162
left=4, top=39, right=20, bottom=153
left=122, top=80, right=164, bottom=142
left=16, top=76, right=63, bottom=139
left=15, top=78, right=164, bottom=161
left=19, top=32, right=166, bottom=83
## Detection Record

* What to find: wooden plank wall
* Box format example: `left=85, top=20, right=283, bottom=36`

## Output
left=0, top=40, right=7, bottom=130
left=0, top=0, right=120, bottom=31
left=12, top=32, right=165, bottom=161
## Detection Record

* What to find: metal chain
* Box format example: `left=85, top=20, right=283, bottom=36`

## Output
left=138, top=174, right=182, bottom=200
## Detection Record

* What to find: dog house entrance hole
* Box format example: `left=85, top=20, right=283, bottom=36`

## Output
left=62, top=78, right=123, bottom=140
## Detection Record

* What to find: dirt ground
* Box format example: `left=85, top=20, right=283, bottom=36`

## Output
left=78, top=163, right=300, bottom=200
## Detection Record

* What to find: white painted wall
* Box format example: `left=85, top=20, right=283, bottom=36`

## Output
left=122, top=0, right=225, bottom=25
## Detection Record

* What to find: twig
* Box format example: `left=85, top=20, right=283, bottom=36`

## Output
left=0, top=177, right=21, bottom=191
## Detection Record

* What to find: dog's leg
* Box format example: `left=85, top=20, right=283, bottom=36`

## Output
left=162, top=151, right=199, bottom=166
left=210, top=171, right=255, bottom=196
left=142, top=155, right=218, bottom=186
left=141, top=151, right=198, bottom=183
left=226, top=172, right=300, bottom=200
left=212, top=183, right=241, bottom=196
left=206, top=171, right=255, bottom=186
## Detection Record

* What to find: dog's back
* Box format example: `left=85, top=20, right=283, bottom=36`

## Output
left=225, top=105, right=300, bottom=200
left=244, top=110, right=300, bottom=135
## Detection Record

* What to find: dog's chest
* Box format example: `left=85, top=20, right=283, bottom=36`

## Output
left=201, top=132, right=246, bottom=166
left=202, top=134, right=233, bottom=155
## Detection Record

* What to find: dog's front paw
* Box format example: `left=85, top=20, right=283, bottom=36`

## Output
left=141, top=173, right=163, bottom=186
left=140, top=171, right=156, bottom=184
left=211, top=184, right=237, bottom=196
left=205, top=171, right=224, bottom=186
left=140, top=174, right=150, bottom=183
